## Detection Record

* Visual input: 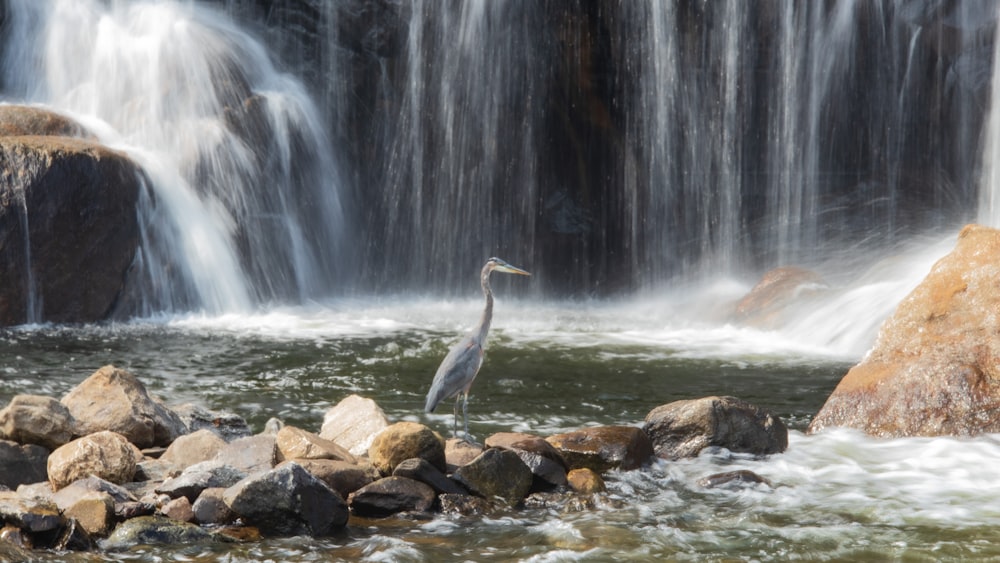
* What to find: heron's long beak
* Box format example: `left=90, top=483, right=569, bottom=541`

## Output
left=495, top=262, right=531, bottom=276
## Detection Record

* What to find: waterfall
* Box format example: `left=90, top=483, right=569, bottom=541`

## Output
left=1, top=0, right=349, bottom=314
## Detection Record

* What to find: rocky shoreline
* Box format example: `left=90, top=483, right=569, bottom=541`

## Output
left=0, top=365, right=786, bottom=556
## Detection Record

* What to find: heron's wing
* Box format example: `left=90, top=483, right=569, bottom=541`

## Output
left=424, top=334, right=484, bottom=412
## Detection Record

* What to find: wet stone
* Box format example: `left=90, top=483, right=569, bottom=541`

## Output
left=103, top=515, right=221, bottom=550
left=392, top=457, right=466, bottom=495
left=566, top=468, right=605, bottom=494
left=644, top=396, right=788, bottom=459
left=698, top=469, right=772, bottom=489
left=347, top=476, right=437, bottom=518
left=546, top=426, right=653, bottom=473
left=452, top=448, right=533, bottom=503
left=438, top=493, right=494, bottom=516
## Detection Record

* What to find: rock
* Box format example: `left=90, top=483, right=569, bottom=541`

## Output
left=368, top=421, right=446, bottom=475
left=347, top=476, right=436, bottom=517
left=53, top=516, right=93, bottom=551
left=16, top=481, right=53, bottom=500
left=156, top=461, right=246, bottom=503
left=0, top=523, right=32, bottom=549
left=47, top=431, right=138, bottom=490
left=51, top=476, right=135, bottom=510
left=60, top=366, right=186, bottom=448
left=0, top=135, right=142, bottom=326
left=445, top=438, right=484, bottom=472
left=0, top=491, right=62, bottom=533
left=134, top=458, right=175, bottom=482
left=438, top=493, right=494, bottom=516
left=733, top=267, right=827, bottom=327
left=275, top=425, right=356, bottom=463
left=0, top=105, right=94, bottom=138
left=222, top=462, right=348, bottom=536
left=114, top=501, right=156, bottom=520
left=170, top=403, right=252, bottom=442
left=159, top=428, right=227, bottom=470
left=0, top=440, right=48, bottom=489
left=320, top=394, right=390, bottom=456
left=698, top=469, right=772, bottom=489
left=213, top=433, right=276, bottom=474
left=276, top=458, right=373, bottom=500
left=63, top=491, right=115, bottom=537
left=524, top=491, right=599, bottom=512
left=516, top=451, right=568, bottom=490
left=809, top=225, right=1000, bottom=437
left=103, top=515, right=220, bottom=550
left=566, top=468, right=605, bottom=494
left=0, top=394, right=75, bottom=449
left=452, top=448, right=533, bottom=503
left=161, top=496, right=194, bottom=522
left=191, top=488, right=236, bottom=525
left=392, top=457, right=466, bottom=495
left=643, top=397, right=788, bottom=459
left=485, top=432, right=567, bottom=489
left=546, top=426, right=653, bottom=472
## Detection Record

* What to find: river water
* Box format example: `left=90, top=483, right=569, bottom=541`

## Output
left=7, top=265, right=1000, bottom=561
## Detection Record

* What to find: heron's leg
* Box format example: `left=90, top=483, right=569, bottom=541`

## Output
left=452, top=395, right=461, bottom=438
left=462, top=391, right=471, bottom=442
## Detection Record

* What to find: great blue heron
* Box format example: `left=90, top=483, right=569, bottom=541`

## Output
left=424, top=257, right=531, bottom=441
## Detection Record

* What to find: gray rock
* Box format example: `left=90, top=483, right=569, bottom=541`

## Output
left=156, top=461, right=246, bottom=502
left=47, top=431, right=138, bottom=490
left=60, top=366, right=186, bottom=448
left=0, top=439, right=48, bottom=489
left=546, top=426, right=654, bottom=472
left=347, top=476, right=436, bottom=517
left=513, top=450, right=567, bottom=490
left=51, top=475, right=135, bottom=510
left=214, top=433, right=277, bottom=474
left=452, top=448, right=533, bottom=503
left=170, top=403, right=252, bottom=442
left=698, top=469, right=773, bottom=489
left=223, top=462, right=348, bottom=536
left=485, top=432, right=568, bottom=489
left=276, top=458, right=373, bottom=500
left=0, top=394, right=75, bottom=449
left=392, top=457, right=465, bottom=495
left=102, top=515, right=220, bottom=550
left=159, top=428, right=227, bottom=470
left=0, top=491, right=63, bottom=533
left=643, top=396, right=788, bottom=459
left=320, top=395, right=390, bottom=456
left=191, top=487, right=236, bottom=525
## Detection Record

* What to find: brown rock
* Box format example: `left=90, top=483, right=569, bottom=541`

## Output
left=485, top=432, right=567, bottom=489
left=159, top=429, right=226, bottom=470
left=60, top=366, right=185, bottom=448
left=347, top=476, right=436, bottom=517
left=0, top=135, right=142, bottom=326
left=47, top=431, right=138, bottom=490
left=810, top=225, right=1000, bottom=437
left=545, top=426, right=653, bottom=472
left=445, top=438, right=484, bottom=472
left=566, top=468, right=605, bottom=494
left=161, top=496, right=194, bottom=522
left=438, top=493, right=494, bottom=516
left=276, top=426, right=356, bottom=464
left=0, top=105, right=94, bottom=138
left=734, top=266, right=826, bottom=327
left=319, top=395, right=390, bottom=456
left=281, top=459, right=374, bottom=499
left=0, top=394, right=75, bottom=449
left=643, top=396, right=787, bottom=459
left=63, top=492, right=115, bottom=537
left=368, top=422, right=445, bottom=475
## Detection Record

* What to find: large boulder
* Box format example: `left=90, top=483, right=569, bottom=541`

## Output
left=0, top=133, right=143, bottom=326
left=0, top=394, right=75, bottom=449
left=810, top=224, right=1000, bottom=437
left=319, top=394, right=390, bottom=456
left=368, top=422, right=446, bottom=475
left=60, top=365, right=186, bottom=449
left=47, top=431, right=138, bottom=490
left=643, top=396, right=787, bottom=459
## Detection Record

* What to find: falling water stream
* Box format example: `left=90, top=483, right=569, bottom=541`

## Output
left=2, top=0, right=1000, bottom=560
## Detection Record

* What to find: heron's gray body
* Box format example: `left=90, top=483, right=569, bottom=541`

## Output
left=424, top=257, right=529, bottom=439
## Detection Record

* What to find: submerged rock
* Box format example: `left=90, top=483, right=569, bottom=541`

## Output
left=698, top=469, right=772, bottom=489
left=546, top=426, right=653, bottom=472
left=368, top=421, right=446, bottom=475
left=0, top=394, right=75, bottom=449
left=452, top=448, right=532, bottom=503
left=47, top=431, right=138, bottom=490
left=643, top=396, right=787, bottom=459
left=320, top=394, right=390, bottom=456
left=810, top=224, right=1000, bottom=437
left=60, top=366, right=186, bottom=449
left=347, top=476, right=436, bottom=517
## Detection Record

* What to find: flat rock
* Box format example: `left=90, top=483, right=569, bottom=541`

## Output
left=392, top=457, right=465, bottom=495
left=191, top=487, right=236, bottom=525
left=276, top=425, right=356, bottom=463
left=368, top=421, right=445, bottom=475
left=0, top=439, right=48, bottom=489
left=643, top=396, right=787, bottom=459
left=223, top=462, right=348, bottom=536
left=51, top=475, right=135, bottom=510
left=103, top=515, right=220, bottom=550
left=347, top=476, right=436, bottom=517
left=170, top=403, right=252, bottom=442
left=156, top=461, right=246, bottom=503
left=47, top=431, right=138, bottom=490
left=546, top=426, right=653, bottom=472
left=452, top=448, right=533, bottom=503
left=60, top=366, right=185, bottom=448
left=0, top=394, right=75, bottom=449
left=0, top=491, right=63, bottom=533
left=320, top=394, right=390, bottom=456
left=159, top=428, right=227, bottom=470
left=277, top=458, right=374, bottom=500
left=214, top=433, right=276, bottom=474
left=810, top=224, right=1000, bottom=437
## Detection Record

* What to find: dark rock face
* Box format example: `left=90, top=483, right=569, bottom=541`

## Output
left=643, top=396, right=788, bottom=459
left=392, top=457, right=465, bottom=495
left=0, top=440, right=48, bottom=489
left=222, top=462, right=348, bottom=536
left=545, top=426, right=653, bottom=472
left=0, top=134, right=142, bottom=326
left=451, top=448, right=533, bottom=503
left=347, top=476, right=436, bottom=517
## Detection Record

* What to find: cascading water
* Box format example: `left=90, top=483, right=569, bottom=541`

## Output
left=1, top=0, right=349, bottom=315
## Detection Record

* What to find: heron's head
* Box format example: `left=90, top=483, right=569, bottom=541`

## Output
left=487, top=257, right=531, bottom=276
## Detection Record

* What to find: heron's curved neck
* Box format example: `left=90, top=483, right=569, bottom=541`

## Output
left=477, top=264, right=494, bottom=342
